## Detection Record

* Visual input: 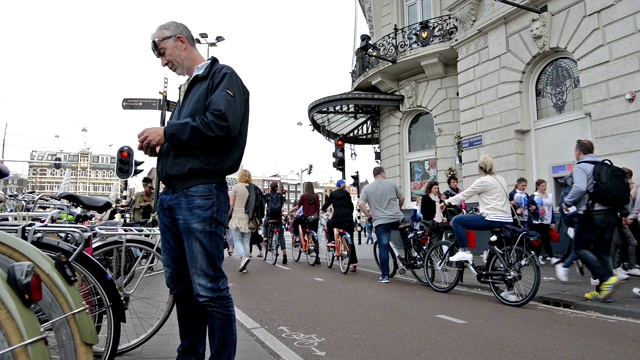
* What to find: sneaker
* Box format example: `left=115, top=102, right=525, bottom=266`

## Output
left=538, top=256, right=546, bottom=265
left=449, top=250, right=473, bottom=262
left=351, top=264, right=357, bottom=272
left=378, top=275, right=389, bottom=283
left=633, top=287, right=640, bottom=296
left=584, top=290, right=612, bottom=303
left=239, top=257, right=250, bottom=272
left=481, top=250, right=489, bottom=264
left=500, top=289, right=518, bottom=301
left=314, top=258, right=321, bottom=265
left=550, top=257, right=561, bottom=265
left=626, top=268, right=640, bottom=277
left=590, top=278, right=600, bottom=286
left=257, top=252, right=263, bottom=258
left=599, top=276, right=622, bottom=300
left=613, top=267, right=629, bottom=280
left=555, top=264, right=570, bottom=282
left=242, top=269, right=248, bottom=273
left=326, top=241, right=335, bottom=247
left=282, top=254, right=288, bottom=265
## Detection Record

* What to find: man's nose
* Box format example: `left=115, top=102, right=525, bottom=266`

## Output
left=161, top=57, right=168, bottom=67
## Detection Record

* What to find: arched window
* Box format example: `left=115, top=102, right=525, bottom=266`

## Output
left=406, top=112, right=437, bottom=202
left=535, top=57, right=582, bottom=120
left=408, top=113, right=436, bottom=151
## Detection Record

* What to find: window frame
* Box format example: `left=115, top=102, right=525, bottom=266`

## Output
left=404, top=111, right=437, bottom=203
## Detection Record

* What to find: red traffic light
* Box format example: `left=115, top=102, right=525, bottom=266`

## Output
left=335, top=137, right=345, bottom=147
left=120, top=151, right=130, bottom=159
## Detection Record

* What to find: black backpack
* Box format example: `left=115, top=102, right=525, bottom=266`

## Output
left=577, top=159, right=630, bottom=208
left=266, top=192, right=283, bottom=219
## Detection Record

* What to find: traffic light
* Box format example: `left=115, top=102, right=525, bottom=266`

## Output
left=133, top=160, right=145, bottom=177
left=308, top=164, right=313, bottom=175
left=116, top=146, right=134, bottom=179
left=351, top=171, right=360, bottom=195
left=332, top=137, right=345, bottom=172
left=53, top=157, right=62, bottom=170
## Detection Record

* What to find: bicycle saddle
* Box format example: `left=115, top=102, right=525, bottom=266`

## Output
left=55, top=192, right=113, bottom=213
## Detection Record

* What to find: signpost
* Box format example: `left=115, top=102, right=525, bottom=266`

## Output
left=461, top=135, right=483, bottom=150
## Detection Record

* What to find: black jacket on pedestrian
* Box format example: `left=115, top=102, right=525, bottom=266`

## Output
left=322, top=188, right=353, bottom=222
left=158, top=57, right=250, bottom=192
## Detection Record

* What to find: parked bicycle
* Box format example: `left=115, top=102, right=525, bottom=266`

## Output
left=373, top=222, right=430, bottom=285
left=325, top=228, right=352, bottom=274
left=424, top=224, right=541, bottom=307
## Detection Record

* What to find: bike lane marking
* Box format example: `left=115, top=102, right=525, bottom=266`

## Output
left=276, top=264, right=290, bottom=270
left=235, top=306, right=303, bottom=360
left=436, top=315, right=468, bottom=324
left=313, top=278, right=325, bottom=281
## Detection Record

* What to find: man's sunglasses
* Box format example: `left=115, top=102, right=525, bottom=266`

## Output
left=151, top=35, right=177, bottom=57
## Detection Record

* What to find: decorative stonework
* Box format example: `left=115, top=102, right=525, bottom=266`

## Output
left=530, top=12, right=551, bottom=53
left=458, top=34, right=488, bottom=58
left=459, top=1, right=479, bottom=30
left=399, top=81, right=418, bottom=109
left=365, top=0, right=374, bottom=38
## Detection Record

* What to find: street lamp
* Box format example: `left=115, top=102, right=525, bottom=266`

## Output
left=195, top=33, right=225, bottom=58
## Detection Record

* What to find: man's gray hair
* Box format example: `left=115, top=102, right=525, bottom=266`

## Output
left=154, top=21, right=196, bottom=47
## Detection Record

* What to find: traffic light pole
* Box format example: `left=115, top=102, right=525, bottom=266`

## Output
left=153, top=78, right=169, bottom=211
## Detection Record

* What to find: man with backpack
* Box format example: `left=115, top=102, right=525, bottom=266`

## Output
left=263, top=181, right=287, bottom=264
left=562, top=139, right=630, bottom=302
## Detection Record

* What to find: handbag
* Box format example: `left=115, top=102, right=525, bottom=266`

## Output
left=549, top=228, right=560, bottom=243
left=306, top=213, right=319, bottom=222
left=248, top=216, right=260, bottom=232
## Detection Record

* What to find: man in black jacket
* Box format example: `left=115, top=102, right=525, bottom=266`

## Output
left=138, top=21, right=249, bottom=360
left=322, top=180, right=358, bottom=271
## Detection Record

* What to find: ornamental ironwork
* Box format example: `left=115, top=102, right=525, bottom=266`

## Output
left=352, top=15, right=458, bottom=82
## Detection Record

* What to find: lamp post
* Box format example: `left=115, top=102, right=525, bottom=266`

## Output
left=195, top=33, right=225, bottom=58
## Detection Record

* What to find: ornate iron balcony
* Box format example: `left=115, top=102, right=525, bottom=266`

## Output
left=352, top=15, right=458, bottom=82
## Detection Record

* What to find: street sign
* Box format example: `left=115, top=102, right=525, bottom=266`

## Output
left=461, top=135, right=483, bottom=150
left=122, top=98, right=161, bottom=110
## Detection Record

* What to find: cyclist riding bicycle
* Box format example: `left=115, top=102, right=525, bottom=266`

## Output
left=263, top=181, right=287, bottom=264
left=440, top=155, right=513, bottom=263
left=290, top=182, right=321, bottom=265
left=322, top=179, right=358, bottom=271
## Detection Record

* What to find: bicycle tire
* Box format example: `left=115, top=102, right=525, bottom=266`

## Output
left=32, top=238, right=122, bottom=360
left=291, top=234, right=302, bottom=262
left=338, top=235, right=351, bottom=274
left=305, top=233, right=318, bottom=266
left=0, top=294, right=48, bottom=359
left=269, top=232, right=279, bottom=265
left=92, top=238, right=174, bottom=355
left=373, top=240, right=397, bottom=278
left=325, top=242, right=335, bottom=268
left=409, top=246, right=429, bottom=286
left=424, top=240, right=461, bottom=293
left=0, top=243, right=94, bottom=360
left=487, top=244, right=540, bottom=307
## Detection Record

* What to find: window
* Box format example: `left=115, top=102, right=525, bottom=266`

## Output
left=535, top=57, right=582, bottom=120
left=408, top=113, right=436, bottom=152
left=406, top=0, right=433, bottom=25
left=406, top=112, right=437, bottom=202
left=92, top=156, right=99, bottom=163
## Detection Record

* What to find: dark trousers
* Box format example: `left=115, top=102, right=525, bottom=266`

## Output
left=530, top=223, right=554, bottom=258
left=326, top=218, right=358, bottom=264
left=573, top=211, right=618, bottom=285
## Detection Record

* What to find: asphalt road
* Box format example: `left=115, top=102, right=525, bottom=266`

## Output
left=226, top=234, right=640, bottom=360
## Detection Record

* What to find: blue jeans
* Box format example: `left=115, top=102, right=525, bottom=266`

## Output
left=451, top=214, right=511, bottom=249
left=232, top=229, right=251, bottom=258
left=157, top=184, right=236, bottom=360
left=573, top=211, right=618, bottom=284
left=374, top=221, right=400, bottom=277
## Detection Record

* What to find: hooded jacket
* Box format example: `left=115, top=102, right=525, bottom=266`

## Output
left=158, top=57, right=250, bottom=192
left=322, top=188, right=354, bottom=222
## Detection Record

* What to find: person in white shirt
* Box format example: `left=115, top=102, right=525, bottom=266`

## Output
left=440, top=155, right=513, bottom=262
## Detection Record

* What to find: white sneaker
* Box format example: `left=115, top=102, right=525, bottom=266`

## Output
left=591, top=278, right=600, bottom=286
left=481, top=250, right=489, bottom=264
left=626, top=268, right=640, bottom=277
left=614, top=267, right=630, bottom=280
left=538, top=256, right=546, bottom=265
left=555, top=264, right=569, bottom=282
left=500, top=289, right=518, bottom=301
left=633, top=287, right=640, bottom=296
left=449, top=250, right=473, bottom=262
left=550, top=257, right=561, bottom=265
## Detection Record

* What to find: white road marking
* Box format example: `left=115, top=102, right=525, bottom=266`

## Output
left=276, top=264, right=290, bottom=270
left=235, top=307, right=304, bottom=360
left=436, top=315, right=468, bottom=324
left=313, top=278, right=325, bottom=282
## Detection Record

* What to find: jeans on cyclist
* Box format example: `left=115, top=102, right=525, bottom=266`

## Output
left=375, top=221, right=400, bottom=278
left=326, top=218, right=358, bottom=265
left=449, top=214, right=512, bottom=262
left=157, top=184, right=236, bottom=360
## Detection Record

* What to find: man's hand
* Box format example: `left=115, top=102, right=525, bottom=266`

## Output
left=561, top=203, right=569, bottom=212
left=137, top=127, right=166, bottom=157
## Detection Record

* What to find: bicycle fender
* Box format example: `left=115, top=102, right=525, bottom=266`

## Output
left=0, top=232, right=99, bottom=346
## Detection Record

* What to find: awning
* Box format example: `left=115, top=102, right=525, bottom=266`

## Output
left=307, top=91, right=404, bottom=145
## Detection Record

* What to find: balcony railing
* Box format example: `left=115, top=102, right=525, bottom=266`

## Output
left=352, top=15, right=458, bottom=82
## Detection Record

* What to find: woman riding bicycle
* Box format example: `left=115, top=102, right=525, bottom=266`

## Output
left=290, top=182, right=321, bottom=265
left=440, top=155, right=513, bottom=262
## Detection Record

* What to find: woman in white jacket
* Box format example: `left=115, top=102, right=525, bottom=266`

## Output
left=440, top=155, right=513, bottom=262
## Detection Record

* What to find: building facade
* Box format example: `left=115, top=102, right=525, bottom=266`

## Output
left=309, top=0, right=640, bottom=207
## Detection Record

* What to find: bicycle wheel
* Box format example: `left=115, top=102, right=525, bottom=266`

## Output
left=93, top=238, right=174, bottom=355
left=325, top=241, right=335, bottom=268
left=0, top=244, right=94, bottom=360
left=305, top=233, right=318, bottom=266
left=409, top=247, right=429, bottom=286
left=424, top=240, right=461, bottom=293
left=269, top=232, right=279, bottom=265
left=487, top=244, right=540, bottom=307
left=338, top=235, right=351, bottom=274
left=32, top=239, right=122, bottom=360
left=291, top=234, right=302, bottom=262
left=373, top=240, right=397, bottom=278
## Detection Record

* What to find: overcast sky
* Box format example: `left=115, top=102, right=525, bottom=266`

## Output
left=0, top=0, right=378, bottom=185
